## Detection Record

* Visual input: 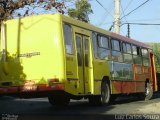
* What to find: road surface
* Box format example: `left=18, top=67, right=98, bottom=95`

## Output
left=0, top=93, right=160, bottom=120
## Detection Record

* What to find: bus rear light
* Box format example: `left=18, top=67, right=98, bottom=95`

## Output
left=24, top=80, right=35, bottom=86
left=50, top=84, right=64, bottom=90
left=21, top=80, right=37, bottom=91
left=48, top=78, right=59, bottom=84
left=48, top=78, right=64, bottom=90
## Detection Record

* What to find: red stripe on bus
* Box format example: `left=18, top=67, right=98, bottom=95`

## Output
left=0, top=84, right=64, bottom=94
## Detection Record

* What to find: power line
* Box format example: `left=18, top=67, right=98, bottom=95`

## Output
left=95, top=0, right=114, bottom=18
left=120, top=1, right=128, bottom=23
left=123, top=0, right=134, bottom=13
left=122, top=18, right=160, bottom=22
left=120, top=1, right=129, bottom=37
left=120, top=0, right=151, bottom=20
left=109, top=0, right=152, bottom=31
left=97, top=0, right=114, bottom=26
left=122, top=22, right=160, bottom=38
left=122, top=23, right=160, bottom=26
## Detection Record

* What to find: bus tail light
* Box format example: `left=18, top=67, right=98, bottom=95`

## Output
left=48, top=78, right=64, bottom=90
left=48, top=78, right=59, bottom=84
left=21, top=80, right=37, bottom=91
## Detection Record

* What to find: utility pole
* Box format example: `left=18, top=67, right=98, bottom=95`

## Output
left=127, top=23, right=130, bottom=38
left=114, top=0, right=120, bottom=34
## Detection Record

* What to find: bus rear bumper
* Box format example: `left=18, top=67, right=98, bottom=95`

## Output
left=0, top=83, right=64, bottom=95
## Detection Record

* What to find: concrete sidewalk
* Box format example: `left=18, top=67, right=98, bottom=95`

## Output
left=138, top=102, right=160, bottom=114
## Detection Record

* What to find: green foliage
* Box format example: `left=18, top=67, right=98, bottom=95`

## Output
left=0, top=0, right=65, bottom=20
left=149, top=43, right=160, bottom=73
left=68, top=0, right=93, bottom=22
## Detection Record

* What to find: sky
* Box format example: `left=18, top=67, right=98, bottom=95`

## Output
left=89, top=0, right=160, bottom=43
left=13, top=0, right=160, bottom=43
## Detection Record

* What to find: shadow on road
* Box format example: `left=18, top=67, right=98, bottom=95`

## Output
left=152, top=92, right=160, bottom=99
left=0, top=96, right=16, bottom=100
left=1, top=92, right=160, bottom=119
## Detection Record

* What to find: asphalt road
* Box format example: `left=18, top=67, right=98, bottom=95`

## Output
left=0, top=93, right=160, bottom=120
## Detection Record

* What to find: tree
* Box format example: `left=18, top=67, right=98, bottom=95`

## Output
left=0, top=0, right=66, bottom=20
left=149, top=43, right=160, bottom=73
left=68, top=0, right=93, bottom=23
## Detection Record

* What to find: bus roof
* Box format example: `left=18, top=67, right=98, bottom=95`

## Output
left=111, top=32, right=151, bottom=49
left=4, top=13, right=151, bottom=49
left=62, top=14, right=151, bottom=49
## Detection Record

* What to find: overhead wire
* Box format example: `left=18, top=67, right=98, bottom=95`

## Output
left=97, top=0, right=114, bottom=26
left=120, top=0, right=129, bottom=36
left=109, top=0, right=152, bottom=31
left=121, top=23, right=160, bottom=26
left=120, top=0, right=128, bottom=23
left=122, top=0, right=134, bottom=13
left=120, top=0, right=151, bottom=20
left=103, top=18, right=160, bottom=26
left=95, top=0, right=114, bottom=19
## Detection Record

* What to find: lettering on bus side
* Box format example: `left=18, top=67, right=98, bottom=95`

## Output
left=19, top=52, right=40, bottom=58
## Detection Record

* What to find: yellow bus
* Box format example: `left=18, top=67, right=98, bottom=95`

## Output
left=0, top=13, right=157, bottom=105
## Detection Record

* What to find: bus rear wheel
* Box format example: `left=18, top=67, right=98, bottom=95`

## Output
left=144, top=82, right=153, bottom=100
left=48, top=96, right=70, bottom=106
left=89, top=81, right=111, bottom=105
left=101, top=81, right=111, bottom=104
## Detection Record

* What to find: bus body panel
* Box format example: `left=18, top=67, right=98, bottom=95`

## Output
left=93, top=59, right=111, bottom=95
left=0, top=14, right=65, bottom=92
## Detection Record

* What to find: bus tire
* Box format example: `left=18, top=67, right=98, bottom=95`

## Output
left=144, top=82, right=153, bottom=100
left=101, top=81, right=111, bottom=105
left=89, top=81, right=111, bottom=105
left=48, top=96, right=70, bottom=106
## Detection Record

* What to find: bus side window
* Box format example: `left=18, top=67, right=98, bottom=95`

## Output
left=132, top=45, right=142, bottom=65
left=63, top=24, right=73, bottom=54
left=92, top=32, right=98, bottom=58
left=97, top=35, right=110, bottom=60
left=142, top=48, right=149, bottom=66
left=111, top=39, right=123, bottom=62
left=123, top=42, right=133, bottom=63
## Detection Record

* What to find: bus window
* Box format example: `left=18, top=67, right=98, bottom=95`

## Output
left=111, top=39, right=123, bottom=62
left=76, top=36, right=82, bottom=66
left=124, top=54, right=133, bottom=63
left=142, top=48, right=149, bottom=66
left=142, top=48, right=148, bottom=57
left=63, top=24, right=73, bottom=54
left=132, top=45, right=137, bottom=55
left=92, top=32, right=98, bottom=58
left=132, top=45, right=141, bottom=56
left=85, top=39, right=89, bottom=67
left=133, top=56, right=142, bottom=65
left=123, top=43, right=131, bottom=54
left=143, top=58, right=149, bottom=66
left=123, top=43, right=133, bottom=63
left=132, top=45, right=142, bottom=65
left=98, top=35, right=109, bottom=49
left=111, top=39, right=121, bottom=51
left=97, top=35, right=111, bottom=60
